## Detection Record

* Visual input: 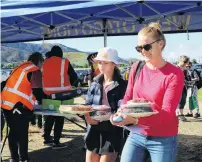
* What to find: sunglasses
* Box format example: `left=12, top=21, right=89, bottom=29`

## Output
left=135, top=39, right=160, bottom=53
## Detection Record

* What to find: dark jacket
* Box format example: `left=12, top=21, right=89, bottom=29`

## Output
left=85, top=72, right=127, bottom=130
left=68, top=63, right=78, bottom=87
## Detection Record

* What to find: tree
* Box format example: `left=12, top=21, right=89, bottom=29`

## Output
left=192, top=59, right=197, bottom=64
left=84, top=63, right=89, bottom=68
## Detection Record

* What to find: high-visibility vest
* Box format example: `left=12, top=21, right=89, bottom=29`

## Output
left=93, top=64, right=100, bottom=77
left=124, top=71, right=129, bottom=81
left=42, top=56, right=72, bottom=95
left=1, top=62, right=39, bottom=111
left=94, top=68, right=100, bottom=77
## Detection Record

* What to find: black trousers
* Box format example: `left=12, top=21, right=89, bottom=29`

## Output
left=3, top=103, right=32, bottom=161
left=30, top=88, right=46, bottom=128
left=43, top=116, right=64, bottom=144
left=179, top=87, right=187, bottom=109
left=1, top=109, right=5, bottom=141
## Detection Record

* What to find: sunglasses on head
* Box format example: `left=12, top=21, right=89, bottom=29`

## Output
left=183, top=60, right=189, bottom=64
left=135, top=39, right=160, bottom=53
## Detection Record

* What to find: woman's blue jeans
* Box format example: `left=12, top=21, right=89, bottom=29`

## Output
left=121, top=133, right=177, bottom=162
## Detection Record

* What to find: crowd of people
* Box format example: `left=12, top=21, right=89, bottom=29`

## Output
left=1, top=22, right=201, bottom=162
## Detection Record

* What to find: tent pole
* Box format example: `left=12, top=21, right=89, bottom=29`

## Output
left=187, top=29, right=189, bottom=40
left=103, top=19, right=107, bottom=47
left=104, top=30, right=107, bottom=47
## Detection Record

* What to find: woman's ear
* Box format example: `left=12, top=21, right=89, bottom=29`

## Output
left=159, top=40, right=165, bottom=50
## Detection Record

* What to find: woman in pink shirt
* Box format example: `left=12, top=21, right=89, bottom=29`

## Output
left=111, top=23, right=184, bottom=162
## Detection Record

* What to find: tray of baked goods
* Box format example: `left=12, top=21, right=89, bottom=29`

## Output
left=119, top=98, right=158, bottom=118
left=59, top=104, right=93, bottom=115
left=90, top=105, right=112, bottom=121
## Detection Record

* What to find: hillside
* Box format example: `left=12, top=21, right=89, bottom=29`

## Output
left=1, top=42, right=129, bottom=68
left=63, top=52, right=89, bottom=67
left=1, top=42, right=88, bottom=68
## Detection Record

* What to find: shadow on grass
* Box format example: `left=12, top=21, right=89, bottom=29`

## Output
left=176, top=134, right=202, bottom=162
left=2, top=134, right=202, bottom=162
left=62, top=128, right=86, bottom=133
left=3, top=136, right=86, bottom=162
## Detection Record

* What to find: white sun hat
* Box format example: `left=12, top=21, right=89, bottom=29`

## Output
left=94, top=47, right=120, bottom=64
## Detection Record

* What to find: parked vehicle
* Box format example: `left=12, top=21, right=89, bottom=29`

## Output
left=192, top=63, right=202, bottom=77
left=75, top=69, right=89, bottom=87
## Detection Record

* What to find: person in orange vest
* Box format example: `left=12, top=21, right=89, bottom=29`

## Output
left=29, top=52, right=45, bottom=129
left=1, top=52, right=43, bottom=162
left=87, top=52, right=101, bottom=85
left=123, top=67, right=130, bottom=81
left=42, top=46, right=78, bottom=149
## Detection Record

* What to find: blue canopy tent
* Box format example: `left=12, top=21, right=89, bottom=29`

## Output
left=1, top=0, right=202, bottom=46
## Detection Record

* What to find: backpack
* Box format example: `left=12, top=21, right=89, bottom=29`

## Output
left=193, top=69, right=202, bottom=89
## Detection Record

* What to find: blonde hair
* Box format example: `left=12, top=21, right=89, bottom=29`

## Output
left=179, top=55, right=189, bottom=64
left=138, top=22, right=166, bottom=50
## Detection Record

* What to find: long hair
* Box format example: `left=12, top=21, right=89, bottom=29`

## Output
left=113, top=66, right=121, bottom=79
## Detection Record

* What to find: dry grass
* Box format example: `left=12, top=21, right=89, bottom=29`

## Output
left=1, top=98, right=202, bottom=162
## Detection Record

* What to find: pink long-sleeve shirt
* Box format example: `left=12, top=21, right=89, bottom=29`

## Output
left=122, top=62, right=184, bottom=136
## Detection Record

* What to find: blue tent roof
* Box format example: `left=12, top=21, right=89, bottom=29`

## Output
left=1, top=0, right=202, bottom=43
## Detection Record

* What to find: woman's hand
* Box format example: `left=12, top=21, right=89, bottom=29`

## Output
left=110, top=112, right=138, bottom=127
left=84, top=113, right=99, bottom=125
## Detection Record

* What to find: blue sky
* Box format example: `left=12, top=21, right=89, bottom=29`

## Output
left=32, top=32, right=202, bottom=63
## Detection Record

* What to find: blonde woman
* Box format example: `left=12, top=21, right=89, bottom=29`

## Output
left=111, top=23, right=184, bottom=162
left=84, top=47, right=127, bottom=162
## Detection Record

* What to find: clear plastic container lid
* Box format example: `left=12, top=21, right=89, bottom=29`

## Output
left=90, top=109, right=112, bottom=121
left=91, top=105, right=111, bottom=111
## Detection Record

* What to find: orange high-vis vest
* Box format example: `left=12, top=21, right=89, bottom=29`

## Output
left=94, top=68, right=100, bottom=77
left=93, top=64, right=100, bottom=77
left=1, top=62, right=39, bottom=111
left=42, top=56, right=72, bottom=95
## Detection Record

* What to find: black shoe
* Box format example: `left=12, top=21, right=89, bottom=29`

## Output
left=52, top=143, right=67, bottom=150
left=184, top=113, right=193, bottom=117
left=43, top=139, right=54, bottom=146
left=194, top=113, right=200, bottom=118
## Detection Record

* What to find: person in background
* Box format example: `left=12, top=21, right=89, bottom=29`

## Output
left=176, top=55, right=190, bottom=121
left=84, top=47, right=127, bottom=162
left=111, top=22, right=184, bottom=162
left=123, top=67, right=130, bottom=81
left=29, top=52, right=45, bottom=129
left=87, top=53, right=101, bottom=85
left=1, top=52, right=42, bottom=162
left=42, top=46, right=78, bottom=149
left=185, top=62, right=200, bottom=118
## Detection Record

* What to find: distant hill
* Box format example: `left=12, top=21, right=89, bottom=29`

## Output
left=1, top=42, right=129, bottom=68
left=126, top=58, right=139, bottom=64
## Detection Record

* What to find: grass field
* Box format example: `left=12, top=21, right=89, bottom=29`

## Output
left=198, top=88, right=202, bottom=102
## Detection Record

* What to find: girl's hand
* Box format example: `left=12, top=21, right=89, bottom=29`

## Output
left=110, top=112, right=138, bottom=127
left=84, top=113, right=99, bottom=125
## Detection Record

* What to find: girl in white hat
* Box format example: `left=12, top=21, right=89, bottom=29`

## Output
left=84, top=47, right=127, bottom=162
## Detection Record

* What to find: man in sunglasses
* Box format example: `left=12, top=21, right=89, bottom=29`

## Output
left=176, top=55, right=190, bottom=121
